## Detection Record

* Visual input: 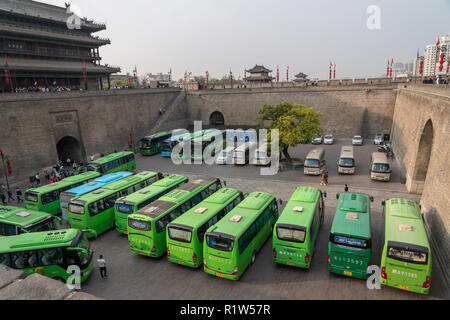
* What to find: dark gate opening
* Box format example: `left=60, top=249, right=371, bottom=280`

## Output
left=210, top=111, right=225, bottom=126
left=56, top=136, right=82, bottom=164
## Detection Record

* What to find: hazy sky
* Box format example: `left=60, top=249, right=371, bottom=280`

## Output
left=44, top=0, right=450, bottom=80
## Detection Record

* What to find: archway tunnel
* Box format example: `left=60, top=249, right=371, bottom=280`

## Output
left=56, top=136, right=82, bottom=164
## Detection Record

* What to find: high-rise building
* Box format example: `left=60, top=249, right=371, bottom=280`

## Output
left=423, top=34, right=450, bottom=77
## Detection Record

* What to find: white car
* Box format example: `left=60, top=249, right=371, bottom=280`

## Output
left=352, top=136, right=364, bottom=146
left=216, top=147, right=235, bottom=165
left=324, top=135, right=334, bottom=145
left=374, top=134, right=383, bottom=145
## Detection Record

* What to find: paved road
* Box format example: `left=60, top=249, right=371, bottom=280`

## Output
left=77, top=147, right=449, bottom=300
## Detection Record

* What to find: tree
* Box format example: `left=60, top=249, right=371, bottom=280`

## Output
left=257, top=102, right=323, bottom=162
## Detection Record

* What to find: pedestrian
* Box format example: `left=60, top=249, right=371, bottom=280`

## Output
left=90, top=155, right=95, bottom=161
left=97, top=255, right=108, bottom=278
left=7, top=189, right=14, bottom=203
left=16, top=188, right=23, bottom=203
left=66, top=158, right=71, bottom=166
left=320, top=172, right=327, bottom=186
left=324, top=172, right=329, bottom=186
left=0, top=193, right=6, bottom=206
left=44, top=170, right=49, bottom=182
left=345, top=184, right=349, bottom=192
left=35, top=173, right=41, bottom=185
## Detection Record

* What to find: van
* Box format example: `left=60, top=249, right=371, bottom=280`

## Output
left=337, top=146, right=356, bottom=175
left=216, top=146, right=235, bottom=165
left=304, top=148, right=326, bottom=176
left=371, top=153, right=392, bottom=181
left=252, top=143, right=271, bottom=166
left=233, top=142, right=258, bottom=165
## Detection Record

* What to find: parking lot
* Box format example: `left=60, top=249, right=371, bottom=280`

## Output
left=77, top=140, right=449, bottom=300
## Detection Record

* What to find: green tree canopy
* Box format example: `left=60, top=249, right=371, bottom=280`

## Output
left=257, top=102, right=323, bottom=161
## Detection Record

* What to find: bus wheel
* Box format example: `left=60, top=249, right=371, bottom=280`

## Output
left=251, top=252, right=256, bottom=266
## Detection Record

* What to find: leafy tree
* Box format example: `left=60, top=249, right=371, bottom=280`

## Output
left=257, top=102, right=323, bottom=162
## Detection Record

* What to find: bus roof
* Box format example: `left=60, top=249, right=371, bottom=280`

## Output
left=117, top=174, right=187, bottom=204
left=0, top=229, right=80, bottom=252
left=207, top=192, right=275, bottom=239
left=142, top=131, right=173, bottom=140
left=385, top=199, right=429, bottom=248
left=371, top=152, right=389, bottom=164
left=306, top=148, right=325, bottom=160
left=73, top=171, right=158, bottom=202
left=26, top=171, right=101, bottom=195
left=331, top=193, right=371, bottom=239
left=170, top=188, right=241, bottom=229
left=0, top=206, right=52, bottom=227
left=192, top=130, right=225, bottom=143
left=63, top=172, right=133, bottom=197
left=89, top=151, right=134, bottom=165
left=276, top=187, right=321, bottom=229
left=340, top=146, right=354, bottom=158
left=165, top=132, right=190, bottom=142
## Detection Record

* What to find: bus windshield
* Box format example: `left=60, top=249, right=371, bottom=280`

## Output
left=206, top=234, right=234, bottom=252
left=24, top=218, right=55, bottom=233
left=129, top=218, right=151, bottom=231
left=332, top=234, right=369, bottom=249
left=339, top=158, right=355, bottom=168
left=69, top=203, right=85, bottom=215
left=74, top=233, right=91, bottom=266
left=277, top=226, right=306, bottom=243
left=161, top=141, right=173, bottom=151
left=388, top=245, right=428, bottom=265
left=86, top=163, right=100, bottom=172
left=117, top=203, right=134, bottom=214
left=304, top=159, right=319, bottom=168
left=372, top=163, right=390, bottom=173
left=25, top=192, right=38, bottom=202
left=168, top=226, right=192, bottom=243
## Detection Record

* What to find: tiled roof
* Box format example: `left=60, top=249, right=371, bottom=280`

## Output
left=247, top=65, right=272, bottom=73
left=0, top=0, right=106, bottom=30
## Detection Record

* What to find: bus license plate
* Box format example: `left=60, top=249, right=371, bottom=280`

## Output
left=344, top=271, right=352, bottom=276
left=178, top=261, right=185, bottom=265
left=287, top=262, right=294, bottom=266
left=378, top=179, right=384, bottom=181
left=216, top=273, right=223, bottom=278
left=399, top=285, right=409, bottom=291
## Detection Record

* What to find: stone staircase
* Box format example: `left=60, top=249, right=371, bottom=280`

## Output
left=150, top=90, right=188, bottom=134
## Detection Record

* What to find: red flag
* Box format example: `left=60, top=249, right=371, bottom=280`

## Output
left=436, top=37, right=440, bottom=46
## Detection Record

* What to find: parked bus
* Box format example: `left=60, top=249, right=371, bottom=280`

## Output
left=252, top=142, right=271, bottom=166
left=25, top=171, right=100, bottom=215
left=67, top=171, right=162, bottom=238
left=304, top=148, right=326, bottom=176
left=127, top=176, right=223, bottom=258
left=234, top=141, right=258, bottom=165
left=272, top=186, right=326, bottom=269
left=191, top=130, right=226, bottom=162
left=216, top=146, right=236, bottom=165
left=380, top=199, right=431, bottom=294
left=0, top=229, right=93, bottom=283
left=60, top=172, right=133, bottom=221
left=167, top=188, right=245, bottom=268
left=328, top=193, right=374, bottom=279
left=115, top=174, right=188, bottom=234
left=337, top=146, right=356, bottom=175
left=0, top=206, right=60, bottom=236
left=371, top=152, right=392, bottom=181
left=161, top=132, right=190, bottom=158
left=203, top=192, right=280, bottom=281
left=81, top=151, right=136, bottom=175
left=139, top=131, right=174, bottom=156
left=173, top=130, right=212, bottom=160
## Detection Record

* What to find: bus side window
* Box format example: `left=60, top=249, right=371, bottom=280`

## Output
left=156, top=215, right=170, bottom=233
left=11, top=251, right=38, bottom=269
left=104, top=195, right=116, bottom=209
left=39, top=248, right=63, bottom=266
left=200, top=190, right=209, bottom=200
left=88, top=202, right=99, bottom=216
left=0, top=253, right=11, bottom=267
left=0, top=223, right=16, bottom=236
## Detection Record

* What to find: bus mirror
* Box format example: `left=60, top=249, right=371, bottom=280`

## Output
left=370, top=197, right=374, bottom=203
left=158, top=172, right=164, bottom=179
left=336, top=193, right=340, bottom=200
left=278, top=199, right=283, bottom=206
left=67, top=247, right=88, bottom=256
left=381, top=200, right=386, bottom=206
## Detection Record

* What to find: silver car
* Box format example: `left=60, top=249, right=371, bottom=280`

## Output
left=324, top=135, right=334, bottom=145
left=352, top=135, right=363, bottom=146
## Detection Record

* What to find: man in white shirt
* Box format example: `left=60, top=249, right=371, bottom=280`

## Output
left=90, top=155, right=95, bottom=161
left=97, top=255, right=108, bottom=278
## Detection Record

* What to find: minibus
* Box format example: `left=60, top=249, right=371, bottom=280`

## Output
left=371, top=152, right=392, bottom=181
left=338, top=146, right=356, bottom=175
left=304, top=148, right=326, bottom=176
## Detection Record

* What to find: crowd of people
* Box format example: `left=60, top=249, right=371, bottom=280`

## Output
left=0, top=185, right=23, bottom=206
left=13, top=86, right=84, bottom=93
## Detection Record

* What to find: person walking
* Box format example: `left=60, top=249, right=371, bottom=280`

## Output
left=35, top=173, right=41, bottom=185
left=320, top=172, right=329, bottom=186
left=16, top=188, right=23, bottom=204
left=7, top=189, right=14, bottom=203
left=90, top=155, right=95, bottom=161
left=345, top=184, right=349, bottom=192
left=97, top=255, right=108, bottom=278
left=0, top=192, right=6, bottom=206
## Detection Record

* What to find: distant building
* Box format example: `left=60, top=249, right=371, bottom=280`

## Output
left=0, top=0, right=120, bottom=92
left=246, top=65, right=274, bottom=83
left=294, top=72, right=308, bottom=82
left=423, top=34, right=450, bottom=77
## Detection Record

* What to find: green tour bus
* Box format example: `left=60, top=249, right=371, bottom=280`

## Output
left=191, top=130, right=226, bottom=162
left=0, top=206, right=60, bottom=237
left=328, top=193, right=374, bottom=279
left=114, top=174, right=188, bottom=234
left=173, top=130, right=213, bottom=161
left=203, top=192, right=280, bottom=281
left=127, top=176, right=223, bottom=258
left=273, top=186, right=326, bottom=269
left=25, top=171, right=101, bottom=215
left=67, top=171, right=162, bottom=238
left=380, top=198, right=432, bottom=294
left=139, top=131, right=174, bottom=156
left=0, top=229, right=93, bottom=283
left=80, top=151, right=136, bottom=174
left=166, top=188, right=245, bottom=268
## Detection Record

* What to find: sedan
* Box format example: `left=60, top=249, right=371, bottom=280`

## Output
left=374, top=134, right=384, bottom=145
left=312, top=135, right=323, bottom=145
left=324, top=135, right=335, bottom=145
left=352, top=135, right=364, bottom=146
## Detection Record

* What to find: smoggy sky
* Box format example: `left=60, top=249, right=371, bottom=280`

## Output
left=43, top=0, right=450, bottom=80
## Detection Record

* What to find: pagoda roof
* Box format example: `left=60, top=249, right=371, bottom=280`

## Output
left=0, top=0, right=106, bottom=31
left=295, top=72, right=308, bottom=79
left=0, top=21, right=110, bottom=46
left=3, top=57, right=120, bottom=74
left=247, top=65, right=272, bottom=73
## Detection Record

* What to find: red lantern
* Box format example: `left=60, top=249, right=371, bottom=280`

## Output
left=244, top=69, right=247, bottom=83
left=419, top=60, right=423, bottom=75
left=277, top=65, right=279, bottom=82
left=0, top=149, right=4, bottom=159
left=286, top=66, right=289, bottom=82
left=206, top=71, right=209, bottom=86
